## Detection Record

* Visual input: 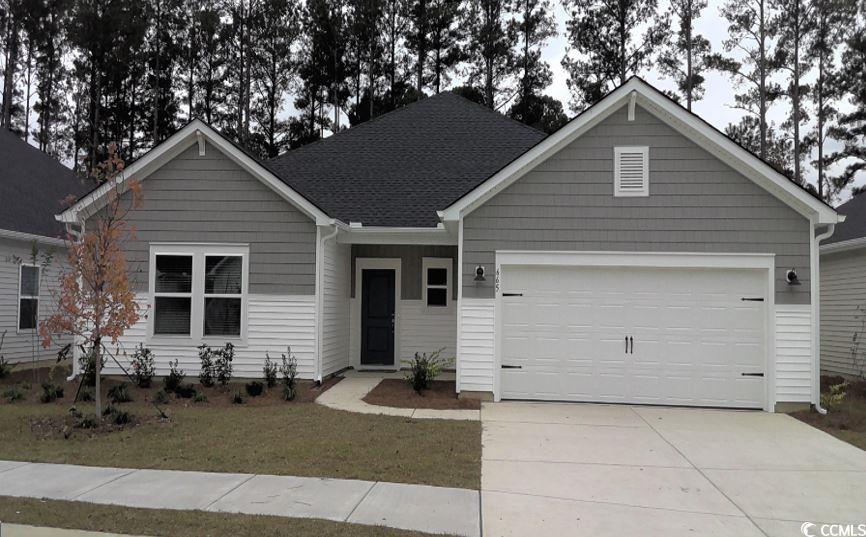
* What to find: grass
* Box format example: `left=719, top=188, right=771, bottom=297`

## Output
left=0, top=496, right=449, bottom=537
left=0, top=383, right=481, bottom=489
left=791, top=376, right=866, bottom=451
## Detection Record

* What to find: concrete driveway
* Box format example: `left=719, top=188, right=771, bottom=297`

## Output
left=481, top=403, right=866, bottom=537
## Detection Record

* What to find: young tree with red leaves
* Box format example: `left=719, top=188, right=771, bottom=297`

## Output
left=41, top=144, right=143, bottom=421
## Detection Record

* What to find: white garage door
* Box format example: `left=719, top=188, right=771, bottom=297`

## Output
left=499, top=265, right=767, bottom=408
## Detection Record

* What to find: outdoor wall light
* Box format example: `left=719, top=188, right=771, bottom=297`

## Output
left=474, top=265, right=486, bottom=282
left=786, top=268, right=801, bottom=286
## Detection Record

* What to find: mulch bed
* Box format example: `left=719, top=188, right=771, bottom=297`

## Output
left=363, top=379, right=480, bottom=410
left=790, top=375, right=866, bottom=451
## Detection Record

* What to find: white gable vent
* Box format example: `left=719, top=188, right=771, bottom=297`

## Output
left=614, top=146, right=649, bottom=197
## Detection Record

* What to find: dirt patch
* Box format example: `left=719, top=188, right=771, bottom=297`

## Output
left=790, top=375, right=866, bottom=451
left=363, top=379, right=480, bottom=410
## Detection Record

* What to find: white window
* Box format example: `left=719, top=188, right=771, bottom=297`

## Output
left=150, top=244, right=248, bottom=341
left=18, top=265, right=40, bottom=331
left=614, top=146, right=649, bottom=197
left=422, top=257, right=451, bottom=308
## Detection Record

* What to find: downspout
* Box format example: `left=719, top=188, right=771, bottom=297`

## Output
left=60, top=215, right=84, bottom=382
left=812, top=222, right=836, bottom=415
left=316, top=221, right=340, bottom=384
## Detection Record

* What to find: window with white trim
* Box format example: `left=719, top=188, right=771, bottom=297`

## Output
left=614, top=146, right=649, bottom=197
left=18, top=265, right=40, bottom=330
left=150, top=245, right=248, bottom=340
left=422, top=257, right=451, bottom=308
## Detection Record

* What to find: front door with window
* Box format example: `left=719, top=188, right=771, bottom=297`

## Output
left=361, top=269, right=395, bottom=366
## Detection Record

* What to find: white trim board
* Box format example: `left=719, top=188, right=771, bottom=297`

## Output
left=352, top=258, right=402, bottom=370
left=58, top=120, right=332, bottom=226
left=440, top=77, right=839, bottom=225
left=0, top=228, right=67, bottom=247
left=820, top=236, right=866, bottom=255
left=492, top=250, right=778, bottom=411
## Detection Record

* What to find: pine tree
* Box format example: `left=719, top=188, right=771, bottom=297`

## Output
left=658, top=0, right=711, bottom=110
left=145, top=0, right=185, bottom=145
left=194, top=1, right=226, bottom=125
left=507, top=0, right=557, bottom=127
left=710, top=0, right=779, bottom=160
left=829, top=11, right=866, bottom=193
left=464, top=0, right=512, bottom=108
left=726, top=115, right=792, bottom=176
left=427, top=0, right=463, bottom=93
left=1, top=0, right=24, bottom=129
left=406, top=0, right=430, bottom=96
left=562, top=0, right=669, bottom=108
left=380, top=0, right=411, bottom=110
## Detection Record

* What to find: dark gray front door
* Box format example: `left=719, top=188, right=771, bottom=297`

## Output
left=361, top=269, right=395, bottom=366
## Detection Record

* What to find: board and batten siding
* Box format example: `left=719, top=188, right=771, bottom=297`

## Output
left=820, top=248, right=866, bottom=377
left=102, top=294, right=317, bottom=378
left=0, top=237, right=71, bottom=363
left=461, top=104, right=811, bottom=306
left=322, top=239, right=350, bottom=376
left=88, top=141, right=317, bottom=296
left=775, top=305, right=812, bottom=403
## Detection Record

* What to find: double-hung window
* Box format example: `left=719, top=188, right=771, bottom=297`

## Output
left=18, top=265, right=40, bottom=330
left=150, top=245, right=248, bottom=340
left=422, top=258, right=451, bottom=308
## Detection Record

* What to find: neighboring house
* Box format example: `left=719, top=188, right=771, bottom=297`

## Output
left=0, top=129, right=91, bottom=364
left=58, top=77, right=842, bottom=412
left=820, top=193, right=866, bottom=378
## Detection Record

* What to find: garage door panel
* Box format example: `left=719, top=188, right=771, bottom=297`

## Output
left=499, top=264, right=766, bottom=408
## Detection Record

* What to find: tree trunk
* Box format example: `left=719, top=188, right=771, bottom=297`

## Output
left=94, top=337, right=102, bottom=422
left=685, top=1, right=693, bottom=111
left=791, top=0, right=801, bottom=184
left=757, top=0, right=767, bottom=160
left=1, top=5, right=20, bottom=128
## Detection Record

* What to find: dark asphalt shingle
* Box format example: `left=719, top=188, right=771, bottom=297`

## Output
left=267, top=92, right=546, bottom=227
left=828, top=193, right=866, bottom=244
left=0, top=129, right=92, bottom=239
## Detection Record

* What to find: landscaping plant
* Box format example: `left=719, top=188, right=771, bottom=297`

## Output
left=3, top=386, right=23, bottom=403
left=279, top=347, right=298, bottom=401
left=40, top=382, right=64, bottom=403
left=163, top=359, right=185, bottom=392
left=198, top=344, right=216, bottom=387
left=130, top=344, right=155, bottom=388
left=215, top=342, right=234, bottom=386
left=193, top=392, right=208, bottom=404
left=822, top=382, right=848, bottom=410
left=403, top=349, right=453, bottom=394
left=153, top=390, right=169, bottom=404
left=245, top=381, right=264, bottom=397
left=263, top=353, right=278, bottom=388
left=78, top=348, right=106, bottom=387
left=0, top=330, right=11, bottom=379
left=107, top=382, right=133, bottom=404
left=231, top=391, right=245, bottom=404
left=175, top=384, right=197, bottom=399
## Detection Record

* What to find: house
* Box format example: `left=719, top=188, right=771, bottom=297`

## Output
left=0, top=129, right=90, bottom=364
left=58, top=77, right=842, bottom=412
left=820, top=193, right=866, bottom=378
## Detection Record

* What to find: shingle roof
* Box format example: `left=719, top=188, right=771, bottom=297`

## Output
left=267, top=92, right=546, bottom=227
left=827, top=193, right=866, bottom=244
left=0, top=129, right=92, bottom=239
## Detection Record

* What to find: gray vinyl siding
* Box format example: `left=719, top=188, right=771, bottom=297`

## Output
left=0, top=237, right=71, bottom=363
left=820, top=248, right=866, bottom=377
left=351, top=244, right=458, bottom=300
left=89, top=142, right=317, bottom=295
left=462, top=104, right=811, bottom=305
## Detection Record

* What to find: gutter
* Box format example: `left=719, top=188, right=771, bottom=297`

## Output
left=812, top=223, right=837, bottom=415
left=62, top=218, right=84, bottom=382
left=316, top=220, right=340, bottom=384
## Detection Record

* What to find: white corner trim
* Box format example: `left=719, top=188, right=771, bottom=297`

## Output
left=0, top=228, right=67, bottom=247
left=440, top=78, right=838, bottom=225
left=58, top=120, right=333, bottom=226
left=820, top=236, right=866, bottom=255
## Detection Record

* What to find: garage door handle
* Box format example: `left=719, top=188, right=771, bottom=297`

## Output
left=741, top=372, right=764, bottom=377
left=502, top=293, right=523, bottom=297
left=625, top=336, right=628, bottom=354
left=501, top=365, right=522, bottom=369
left=630, top=336, right=634, bottom=354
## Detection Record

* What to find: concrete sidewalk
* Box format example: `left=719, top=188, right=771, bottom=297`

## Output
left=317, top=372, right=480, bottom=421
left=0, top=461, right=479, bottom=537
left=0, top=524, right=147, bottom=537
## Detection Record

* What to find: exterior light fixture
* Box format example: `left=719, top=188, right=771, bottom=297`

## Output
left=474, top=265, right=486, bottom=282
left=786, top=268, right=801, bottom=286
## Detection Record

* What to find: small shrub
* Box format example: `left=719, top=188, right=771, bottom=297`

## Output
left=40, top=382, right=64, bottom=403
left=279, top=347, right=298, bottom=400
left=75, top=415, right=98, bottom=429
left=245, top=381, right=264, bottom=397
left=263, top=353, right=278, bottom=388
left=107, top=382, right=133, bottom=403
left=3, top=386, right=23, bottom=403
left=231, top=391, right=245, bottom=404
left=20, top=381, right=31, bottom=391
left=111, top=408, right=133, bottom=425
left=153, top=390, right=169, bottom=404
left=215, top=342, right=235, bottom=386
left=78, top=348, right=106, bottom=387
left=198, top=344, right=215, bottom=387
left=822, top=382, right=848, bottom=410
left=163, top=359, right=185, bottom=392
left=78, top=387, right=94, bottom=402
left=0, top=355, right=12, bottom=379
left=402, top=348, right=453, bottom=394
left=130, top=344, right=155, bottom=388
left=193, top=392, right=208, bottom=404
left=175, top=383, right=197, bottom=399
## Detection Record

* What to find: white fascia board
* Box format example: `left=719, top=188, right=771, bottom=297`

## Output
left=0, top=228, right=68, bottom=247
left=440, top=78, right=839, bottom=225
left=337, top=225, right=456, bottom=245
left=495, top=250, right=775, bottom=270
left=820, top=236, right=866, bottom=255
left=58, top=120, right=332, bottom=226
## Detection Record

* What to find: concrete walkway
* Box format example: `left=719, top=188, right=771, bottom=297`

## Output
left=481, top=402, right=866, bottom=537
left=317, top=371, right=480, bottom=421
left=0, top=524, right=147, bottom=537
left=0, top=461, right=480, bottom=537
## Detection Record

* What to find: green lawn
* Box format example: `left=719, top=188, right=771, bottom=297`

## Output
left=0, top=384, right=481, bottom=489
left=0, top=496, right=449, bottom=537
